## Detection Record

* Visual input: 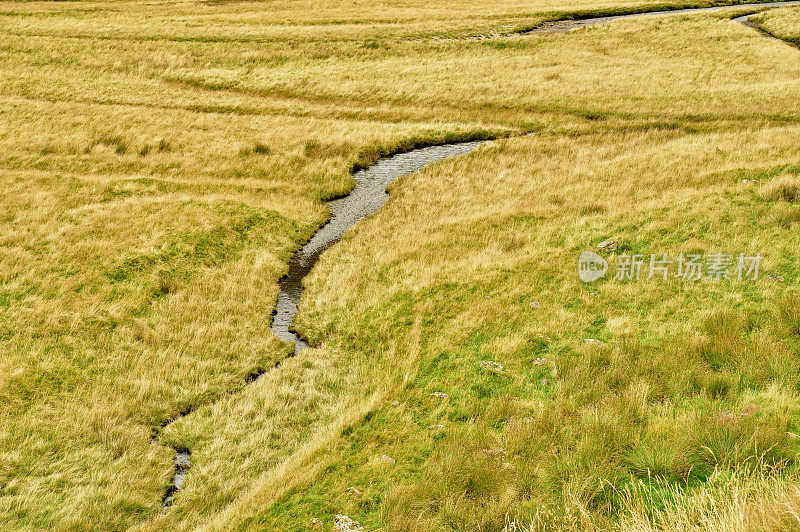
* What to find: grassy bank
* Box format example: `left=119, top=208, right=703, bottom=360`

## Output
left=1, top=0, right=800, bottom=530
left=251, top=128, right=800, bottom=530
left=752, top=5, right=800, bottom=43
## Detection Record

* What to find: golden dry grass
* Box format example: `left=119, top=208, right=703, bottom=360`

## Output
left=752, top=5, right=800, bottom=43
left=229, top=127, right=800, bottom=531
left=2, top=0, right=800, bottom=530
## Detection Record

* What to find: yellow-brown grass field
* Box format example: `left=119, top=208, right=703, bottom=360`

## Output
left=2, top=0, right=800, bottom=530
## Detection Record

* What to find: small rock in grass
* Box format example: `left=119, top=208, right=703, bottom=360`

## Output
left=533, top=357, right=550, bottom=365
left=430, top=392, right=449, bottom=399
left=344, top=486, right=363, bottom=496
left=334, top=514, right=364, bottom=532
left=174, top=453, right=190, bottom=470
left=742, top=178, right=759, bottom=184
left=390, top=400, right=400, bottom=406
left=765, top=275, right=785, bottom=282
left=429, top=424, right=445, bottom=430
left=380, top=454, right=396, bottom=464
left=529, top=301, right=541, bottom=309
left=480, top=360, right=505, bottom=374
left=310, top=517, right=324, bottom=527
left=597, top=239, right=618, bottom=252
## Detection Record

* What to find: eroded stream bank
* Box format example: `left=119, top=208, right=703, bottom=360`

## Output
left=271, top=141, right=487, bottom=352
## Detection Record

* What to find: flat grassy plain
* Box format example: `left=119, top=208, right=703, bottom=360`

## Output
left=1, top=0, right=800, bottom=530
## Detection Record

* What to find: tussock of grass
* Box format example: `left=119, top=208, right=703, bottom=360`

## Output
left=620, top=465, right=800, bottom=531
left=759, top=174, right=800, bottom=202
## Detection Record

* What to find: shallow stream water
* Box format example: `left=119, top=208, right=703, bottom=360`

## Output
left=270, top=141, right=486, bottom=352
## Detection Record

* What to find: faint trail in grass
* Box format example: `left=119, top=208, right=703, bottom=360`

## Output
left=422, top=0, right=800, bottom=40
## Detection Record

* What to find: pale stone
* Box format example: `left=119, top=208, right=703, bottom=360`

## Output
left=335, top=514, right=364, bottom=532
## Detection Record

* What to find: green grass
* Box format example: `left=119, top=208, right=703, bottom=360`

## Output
left=1, top=0, right=800, bottom=530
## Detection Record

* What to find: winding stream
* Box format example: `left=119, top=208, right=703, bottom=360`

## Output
left=160, top=141, right=487, bottom=509
left=157, top=0, right=800, bottom=510
left=522, top=0, right=800, bottom=34
left=271, top=141, right=487, bottom=352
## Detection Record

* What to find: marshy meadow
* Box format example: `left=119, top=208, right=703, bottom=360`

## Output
left=1, top=0, right=800, bottom=530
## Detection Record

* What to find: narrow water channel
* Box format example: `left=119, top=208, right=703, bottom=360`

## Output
left=270, top=141, right=487, bottom=352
